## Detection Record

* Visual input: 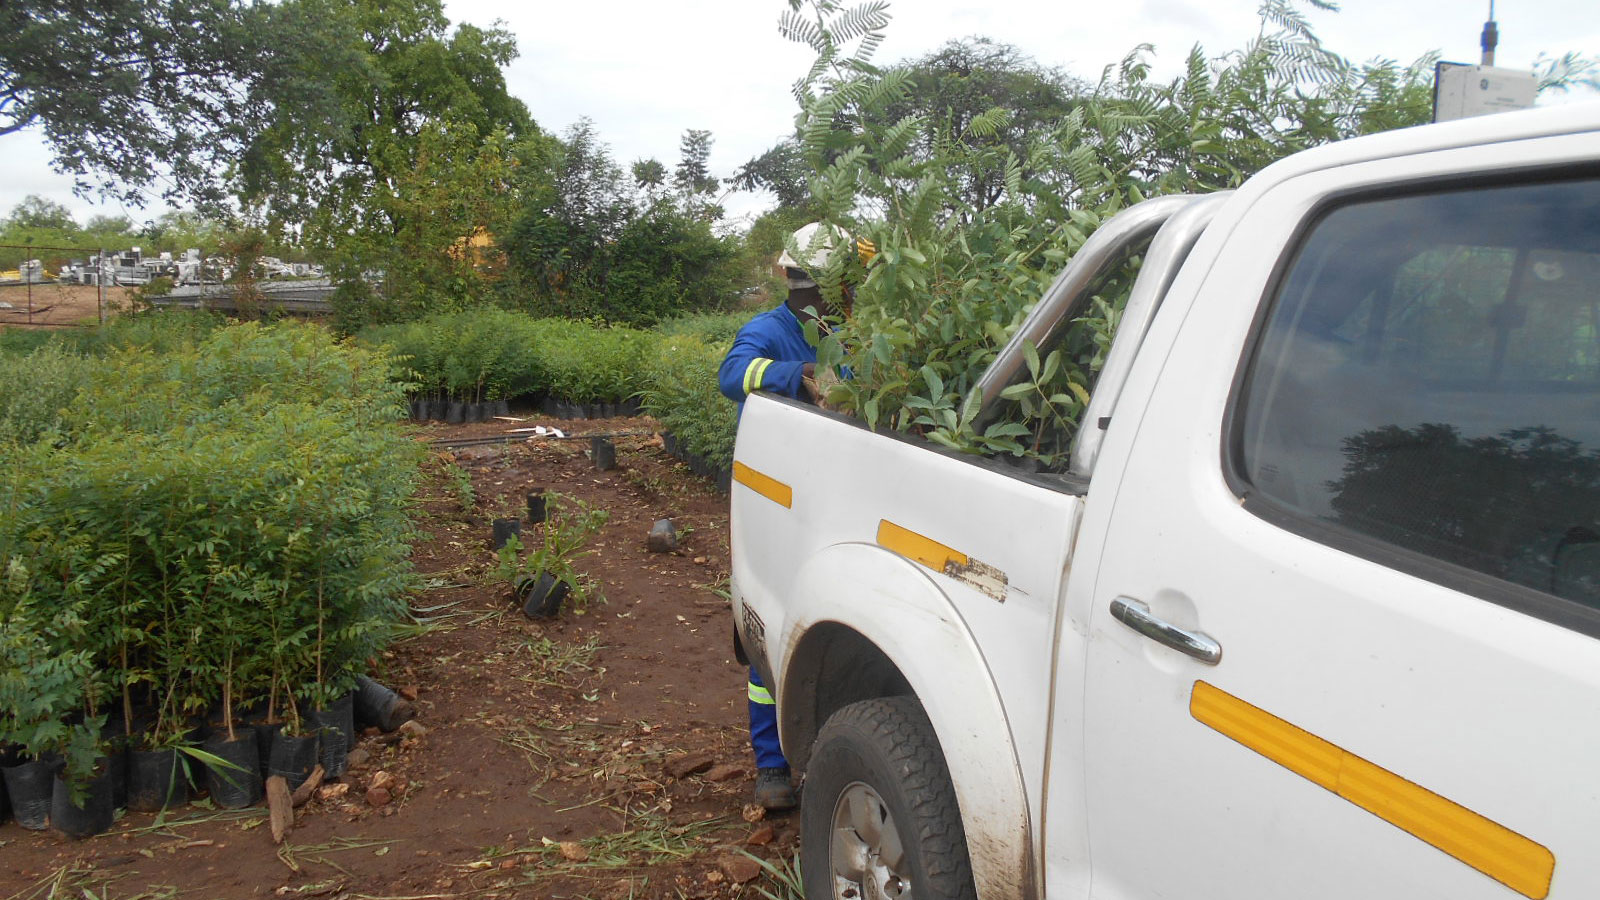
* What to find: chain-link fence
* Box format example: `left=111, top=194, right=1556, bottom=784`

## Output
left=0, top=242, right=113, bottom=327
left=0, top=243, right=337, bottom=324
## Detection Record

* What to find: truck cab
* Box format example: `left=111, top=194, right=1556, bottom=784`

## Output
left=730, top=103, right=1600, bottom=900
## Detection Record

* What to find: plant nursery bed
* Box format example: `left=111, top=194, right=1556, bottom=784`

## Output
left=0, top=413, right=798, bottom=900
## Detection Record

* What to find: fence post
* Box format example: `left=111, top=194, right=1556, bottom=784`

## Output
left=98, top=248, right=107, bottom=325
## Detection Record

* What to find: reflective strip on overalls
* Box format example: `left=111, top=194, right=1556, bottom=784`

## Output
left=742, top=357, right=774, bottom=395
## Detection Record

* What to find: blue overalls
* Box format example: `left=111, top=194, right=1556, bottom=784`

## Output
left=718, top=303, right=814, bottom=770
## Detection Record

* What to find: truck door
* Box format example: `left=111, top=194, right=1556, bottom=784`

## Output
left=1076, top=143, right=1600, bottom=900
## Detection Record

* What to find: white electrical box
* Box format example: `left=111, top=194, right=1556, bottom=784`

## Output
left=1434, top=62, right=1539, bottom=122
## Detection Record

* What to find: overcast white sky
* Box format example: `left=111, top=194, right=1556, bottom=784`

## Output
left=4, top=0, right=1597, bottom=228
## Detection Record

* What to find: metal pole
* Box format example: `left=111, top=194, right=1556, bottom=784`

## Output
left=98, top=248, right=107, bottom=324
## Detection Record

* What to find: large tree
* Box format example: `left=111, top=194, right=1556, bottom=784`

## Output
left=0, top=0, right=276, bottom=208
left=881, top=38, right=1088, bottom=214
left=236, top=0, right=531, bottom=241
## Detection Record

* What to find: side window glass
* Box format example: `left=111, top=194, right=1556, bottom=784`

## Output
left=1236, top=177, right=1600, bottom=618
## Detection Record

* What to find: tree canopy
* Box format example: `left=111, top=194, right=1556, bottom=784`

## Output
left=0, top=0, right=275, bottom=208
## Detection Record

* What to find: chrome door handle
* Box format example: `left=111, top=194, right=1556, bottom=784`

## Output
left=1110, top=597, right=1222, bottom=665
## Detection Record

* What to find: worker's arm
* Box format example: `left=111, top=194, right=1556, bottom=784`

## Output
left=719, top=326, right=811, bottom=403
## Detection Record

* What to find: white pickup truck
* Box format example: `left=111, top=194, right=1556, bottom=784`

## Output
left=728, top=103, right=1600, bottom=900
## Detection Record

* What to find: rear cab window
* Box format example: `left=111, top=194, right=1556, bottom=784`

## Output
left=1232, top=174, right=1600, bottom=634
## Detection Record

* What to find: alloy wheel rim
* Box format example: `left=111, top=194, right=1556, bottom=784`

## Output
left=829, top=781, right=910, bottom=900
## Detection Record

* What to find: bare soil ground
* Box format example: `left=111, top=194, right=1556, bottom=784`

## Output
left=0, top=284, right=129, bottom=328
left=0, top=412, right=795, bottom=900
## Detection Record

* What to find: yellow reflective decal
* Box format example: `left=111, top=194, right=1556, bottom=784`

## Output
left=731, top=461, right=792, bottom=509
left=1190, top=681, right=1554, bottom=899
left=876, top=520, right=968, bottom=572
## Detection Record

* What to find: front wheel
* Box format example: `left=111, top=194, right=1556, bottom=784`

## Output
left=801, top=696, right=977, bottom=900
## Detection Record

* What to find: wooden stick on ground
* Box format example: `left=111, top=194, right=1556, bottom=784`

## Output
left=290, top=764, right=326, bottom=808
left=267, top=775, right=294, bottom=844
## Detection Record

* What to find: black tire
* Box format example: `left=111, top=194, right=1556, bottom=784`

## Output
left=802, top=696, right=977, bottom=900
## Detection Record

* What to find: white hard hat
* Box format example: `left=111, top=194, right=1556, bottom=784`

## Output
left=777, top=222, right=846, bottom=288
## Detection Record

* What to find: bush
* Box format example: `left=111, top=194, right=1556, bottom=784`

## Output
left=362, top=309, right=657, bottom=406
left=60, top=310, right=227, bottom=357
left=364, top=308, right=542, bottom=404
left=0, top=320, right=422, bottom=753
left=505, top=206, right=739, bottom=326
left=0, top=343, right=94, bottom=443
left=527, top=318, right=655, bottom=403
left=640, top=334, right=737, bottom=470
left=0, top=327, right=58, bottom=357
left=655, top=309, right=760, bottom=345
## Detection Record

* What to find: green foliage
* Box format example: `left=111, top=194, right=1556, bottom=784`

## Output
left=364, top=307, right=542, bottom=403
left=327, top=121, right=526, bottom=331
left=639, top=335, right=738, bottom=470
left=58, top=310, right=227, bottom=357
left=0, top=342, right=89, bottom=443
left=0, top=595, right=96, bottom=763
left=655, top=310, right=761, bottom=345
left=0, top=327, right=57, bottom=356
left=361, top=310, right=655, bottom=404
left=783, top=0, right=1438, bottom=467
left=492, top=494, right=610, bottom=611
left=0, top=1, right=274, bottom=207
left=0, top=320, right=422, bottom=753
left=2, top=195, right=75, bottom=230
left=526, top=318, right=655, bottom=403
left=502, top=121, right=741, bottom=326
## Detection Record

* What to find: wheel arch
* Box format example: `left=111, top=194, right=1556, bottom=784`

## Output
left=778, top=542, right=1036, bottom=900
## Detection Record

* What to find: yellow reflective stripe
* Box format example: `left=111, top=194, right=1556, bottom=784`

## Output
left=732, top=461, right=793, bottom=508
left=751, top=358, right=774, bottom=391
left=742, top=357, right=774, bottom=395
left=747, top=682, right=775, bottom=704
left=876, top=519, right=968, bottom=572
left=1190, top=681, right=1554, bottom=899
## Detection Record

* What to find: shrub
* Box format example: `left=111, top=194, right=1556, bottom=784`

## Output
left=362, top=309, right=658, bottom=406
left=0, top=343, right=94, bottom=443
left=640, top=334, right=737, bottom=470
left=655, top=309, right=760, bottom=345
left=0, top=320, right=423, bottom=754
left=364, top=308, right=543, bottom=404
left=527, top=318, right=655, bottom=403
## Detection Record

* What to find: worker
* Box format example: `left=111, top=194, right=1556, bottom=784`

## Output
left=717, top=221, right=872, bottom=810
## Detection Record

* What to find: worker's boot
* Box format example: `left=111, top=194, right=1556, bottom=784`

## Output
left=754, top=766, right=797, bottom=810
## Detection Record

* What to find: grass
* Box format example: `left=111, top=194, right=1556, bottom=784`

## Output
left=4, top=865, right=177, bottom=900
left=478, top=811, right=729, bottom=875
left=743, top=850, right=805, bottom=900
left=276, top=836, right=399, bottom=874
left=117, top=805, right=268, bottom=838
left=519, top=633, right=604, bottom=688
left=389, top=596, right=479, bottom=641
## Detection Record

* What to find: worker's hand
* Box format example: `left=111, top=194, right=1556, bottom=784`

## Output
left=813, top=366, right=842, bottom=409
left=800, top=363, right=821, bottom=404
left=802, top=364, right=840, bottom=410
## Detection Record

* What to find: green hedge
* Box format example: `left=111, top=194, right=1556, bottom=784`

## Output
left=654, top=309, right=760, bottom=345
left=0, top=320, right=421, bottom=760
left=360, top=307, right=749, bottom=472
left=360, top=311, right=655, bottom=405
left=639, top=334, right=737, bottom=470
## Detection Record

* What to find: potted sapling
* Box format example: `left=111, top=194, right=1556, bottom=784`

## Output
left=261, top=572, right=321, bottom=790
left=49, top=717, right=113, bottom=839
left=128, top=564, right=209, bottom=813
left=198, top=606, right=261, bottom=808
left=492, top=493, right=610, bottom=619
left=0, top=607, right=96, bottom=831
